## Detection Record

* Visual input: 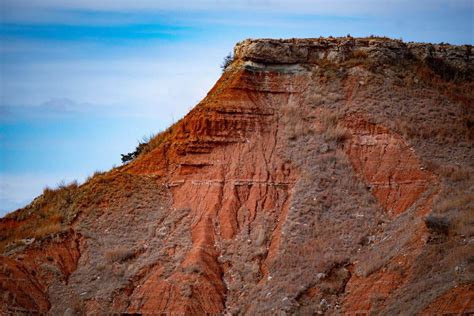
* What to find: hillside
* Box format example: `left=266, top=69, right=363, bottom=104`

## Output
left=1, top=37, right=473, bottom=314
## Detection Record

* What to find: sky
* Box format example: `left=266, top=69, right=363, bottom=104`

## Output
left=0, top=0, right=473, bottom=216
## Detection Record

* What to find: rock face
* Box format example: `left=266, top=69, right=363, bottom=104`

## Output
left=1, top=37, right=473, bottom=314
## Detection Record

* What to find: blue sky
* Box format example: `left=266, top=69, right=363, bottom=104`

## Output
left=0, top=0, right=473, bottom=216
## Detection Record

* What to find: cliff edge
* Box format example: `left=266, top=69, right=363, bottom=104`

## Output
left=1, top=37, right=473, bottom=314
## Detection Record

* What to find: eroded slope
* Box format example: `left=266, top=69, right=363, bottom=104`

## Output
left=1, top=37, right=473, bottom=314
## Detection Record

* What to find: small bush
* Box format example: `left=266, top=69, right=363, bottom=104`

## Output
left=221, top=52, right=234, bottom=72
left=324, top=125, right=350, bottom=143
left=319, top=110, right=349, bottom=143
left=42, top=180, right=78, bottom=203
left=424, top=56, right=469, bottom=82
left=320, top=110, right=339, bottom=129
left=352, top=50, right=369, bottom=59
left=105, top=247, right=135, bottom=263
left=121, top=139, right=149, bottom=163
left=424, top=215, right=450, bottom=235
left=435, top=192, right=474, bottom=213
left=342, top=49, right=370, bottom=67
left=281, top=104, right=313, bottom=140
left=452, top=210, right=474, bottom=237
left=0, top=179, right=81, bottom=251
left=32, top=222, right=63, bottom=239
left=86, top=170, right=105, bottom=182
left=182, top=263, right=204, bottom=275
left=121, top=124, right=177, bottom=163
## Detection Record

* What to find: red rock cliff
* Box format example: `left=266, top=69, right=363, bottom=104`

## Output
left=1, top=37, right=473, bottom=314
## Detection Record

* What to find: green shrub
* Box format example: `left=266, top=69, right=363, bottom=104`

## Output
left=120, top=126, right=175, bottom=163
left=221, top=52, right=234, bottom=72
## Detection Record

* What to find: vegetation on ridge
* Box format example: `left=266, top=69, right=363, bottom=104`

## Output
left=221, top=52, right=234, bottom=72
left=1, top=37, right=473, bottom=314
left=120, top=122, right=177, bottom=163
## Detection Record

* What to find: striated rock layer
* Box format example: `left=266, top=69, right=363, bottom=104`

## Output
left=1, top=37, right=473, bottom=314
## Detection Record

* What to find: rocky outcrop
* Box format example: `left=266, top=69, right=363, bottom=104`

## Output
left=1, top=37, right=473, bottom=314
left=234, top=37, right=472, bottom=71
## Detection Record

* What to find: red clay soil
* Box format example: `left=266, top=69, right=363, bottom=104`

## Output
left=421, top=284, right=474, bottom=315
left=123, top=65, right=299, bottom=314
left=0, top=231, right=80, bottom=314
left=344, top=116, right=437, bottom=217
left=1, top=37, right=473, bottom=314
left=342, top=117, right=439, bottom=313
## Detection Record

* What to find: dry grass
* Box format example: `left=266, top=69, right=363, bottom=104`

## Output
left=33, top=219, right=63, bottom=238
left=0, top=181, right=80, bottom=252
left=452, top=211, right=474, bottom=237
left=281, top=104, right=314, bottom=140
left=319, top=110, right=350, bottom=143
left=85, top=170, right=105, bottom=182
left=319, top=110, right=339, bottom=129
left=182, top=263, right=205, bottom=275
left=1, top=38, right=472, bottom=314
left=137, top=118, right=183, bottom=156
left=105, top=247, right=136, bottom=263
left=324, top=125, right=350, bottom=143
left=438, top=165, right=471, bottom=182
left=342, top=49, right=371, bottom=68
left=142, top=132, right=167, bottom=154
left=120, top=118, right=181, bottom=164
left=352, top=50, right=369, bottom=59
left=308, top=90, right=343, bottom=108
left=430, top=190, right=474, bottom=238
left=434, top=192, right=474, bottom=214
